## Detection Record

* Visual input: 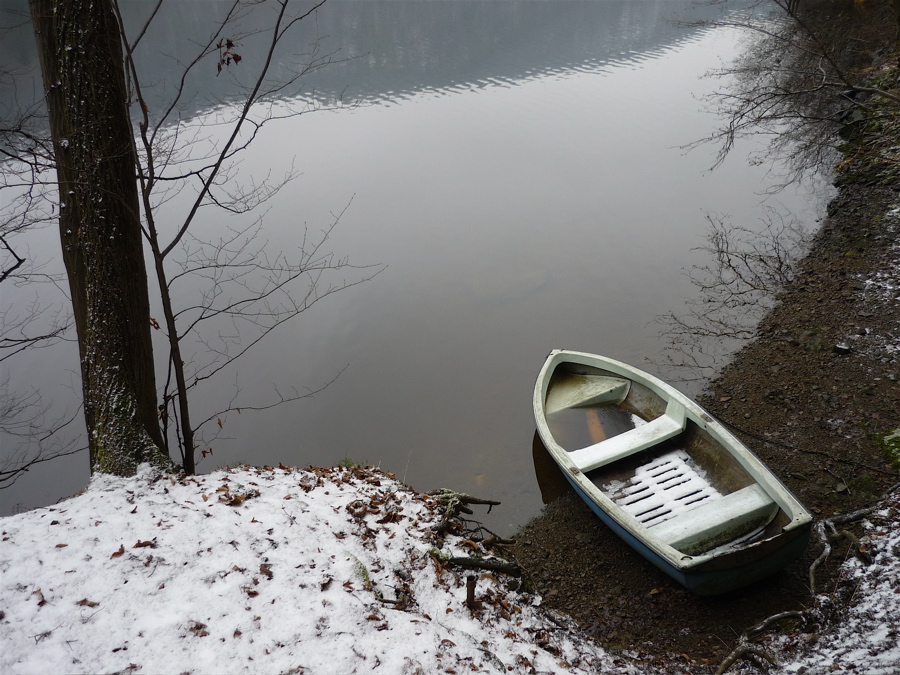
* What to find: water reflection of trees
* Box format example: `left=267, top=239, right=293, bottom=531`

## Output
left=692, top=0, right=899, bottom=184
left=656, top=211, right=810, bottom=384
left=661, top=0, right=898, bottom=384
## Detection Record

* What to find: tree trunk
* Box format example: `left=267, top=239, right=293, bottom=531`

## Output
left=29, top=0, right=167, bottom=474
left=894, top=0, right=900, bottom=39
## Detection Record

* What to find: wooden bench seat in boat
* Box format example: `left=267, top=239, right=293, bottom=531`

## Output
left=650, top=483, right=778, bottom=555
left=569, top=399, right=687, bottom=473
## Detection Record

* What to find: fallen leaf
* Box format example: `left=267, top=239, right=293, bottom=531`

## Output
left=55, top=543, right=68, bottom=548
left=219, top=490, right=259, bottom=507
left=76, top=598, right=99, bottom=608
left=133, top=538, right=157, bottom=549
left=377, top=511, right=403, bottom=524
left=110, top=544, right=125, bottom=559
left=189, top=621, right=209, bottom=637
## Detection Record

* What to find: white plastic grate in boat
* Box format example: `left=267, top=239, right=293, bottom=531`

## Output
left=606, top=449, right=722, bottom=528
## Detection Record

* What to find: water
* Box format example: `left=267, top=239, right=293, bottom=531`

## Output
left=0, top=1, right=823, bottom=533
left=545, top=405, right=639, bottom=453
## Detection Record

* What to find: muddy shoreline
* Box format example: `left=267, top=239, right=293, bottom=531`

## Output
left=505, top=178, right=900, bottom=671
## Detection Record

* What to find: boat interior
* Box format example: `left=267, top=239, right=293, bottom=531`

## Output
left=544, top=363, right=788, bottom=555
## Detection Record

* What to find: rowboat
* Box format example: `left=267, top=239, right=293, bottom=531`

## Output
left=533, top=349, right=813, bottom=595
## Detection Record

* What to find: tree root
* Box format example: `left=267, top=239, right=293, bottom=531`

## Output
left=716, top=643, right=779, bottom=674
left=717, top=482, right=899, bottom=674
left=425, top=490, right=521, bottom=579
left=810, top=517, right=875, bottom=595
left=716, top=611, right=804, bottom=674
left=429, top=488, right=501, bottom=536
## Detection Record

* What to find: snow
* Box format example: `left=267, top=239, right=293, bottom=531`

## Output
left=769, top=492, right=900, bottom=675
left=852, top=205, right=900, bottom=362
left=2, top=463, right=898, bottom=675
left=0, top=464, right=639, bottom=675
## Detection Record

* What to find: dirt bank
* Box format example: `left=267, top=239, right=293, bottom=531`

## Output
left=504, top=178, right=900, bottom=672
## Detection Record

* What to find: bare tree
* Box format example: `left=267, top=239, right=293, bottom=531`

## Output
left=1, top=0, right=378, bottom=481
left=114, top=0, right=378, bottom=472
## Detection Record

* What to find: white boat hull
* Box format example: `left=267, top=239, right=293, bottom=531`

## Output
left=533, top=349, right=813, bottom=595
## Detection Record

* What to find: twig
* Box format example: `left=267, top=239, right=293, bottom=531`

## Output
left=480, top=534, right=517, bottom=549
left=716, top=416, right=898, bottom=477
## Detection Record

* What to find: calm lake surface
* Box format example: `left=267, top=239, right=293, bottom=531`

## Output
left=0, top=1, right=823, bottom=532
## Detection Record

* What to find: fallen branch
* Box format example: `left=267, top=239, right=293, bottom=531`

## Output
left=447, top=556, right=522, bottom=577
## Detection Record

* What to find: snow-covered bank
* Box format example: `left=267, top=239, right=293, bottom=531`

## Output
left=0, top=464, right=639, bottom=674
left=2, top=464, right=898, bottom=674
left=769, top=490, right=900, bottom=675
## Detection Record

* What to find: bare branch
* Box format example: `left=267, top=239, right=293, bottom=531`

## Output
left=194, top=365, right=347, bottom=435
left=161, top=0, right=330, bottom=259
left=0, top=375, right=86, bottom=489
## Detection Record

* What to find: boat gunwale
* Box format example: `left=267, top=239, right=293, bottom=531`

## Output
left=533, top=349, right=813, bottom=574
